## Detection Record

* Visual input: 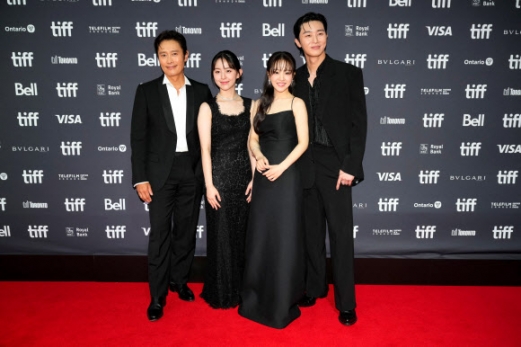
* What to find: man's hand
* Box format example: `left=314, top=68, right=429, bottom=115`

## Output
left=136, top=182, right=153, bottom=203
left=336, top=170, right=355, bottom=190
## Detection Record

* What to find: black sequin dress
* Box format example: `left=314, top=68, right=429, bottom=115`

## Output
left=200, top=97, right=252, bottom=309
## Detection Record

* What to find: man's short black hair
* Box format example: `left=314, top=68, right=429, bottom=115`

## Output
left=154, top=30, right=187, bottom=55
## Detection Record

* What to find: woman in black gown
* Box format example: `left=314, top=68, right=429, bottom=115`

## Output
left=197, top=51, right=255, bottom=308
left=239, top=52, right=309, bottom=328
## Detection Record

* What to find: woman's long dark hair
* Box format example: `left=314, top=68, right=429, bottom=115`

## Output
left=210, top=50, right=242, bottom=88
left=253, top=51, right=296, bottom=133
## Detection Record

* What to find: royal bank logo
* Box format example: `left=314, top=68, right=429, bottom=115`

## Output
left=66, top=227, right=89, bottom=237
left=384, top=84, right=406, bottom=98
left=220, top=22, right=242, bottom=38
left=100, top=112, right=121, bottom=127
left=50, top=21, right=73, bottom=37
left=345, top=25, right=369, bottom=37
left=175, top=25, right=202, bottom=35
left=456, top=198, right=477, bottom=212
left=470, top=24, right=493, bottom=39
left=56, top=115, right=82, bottom=124
left=28, top=225, right=48, bottom=238
left=93, top=0, right=112, bottom=5
left=58, top=174, right=88, bottom=181
left=432, top=0, right=451, bottom=8
left=98, top=145, right=127, bottom=152
left=497, top=144, right=521, bottom=154
left=497, top=170, right=518, bottom=184
left=89, top=26, right=121, bottom=34
left=378, top=198, right=399, bottom=212
left=97, top=84, right=121, bottom=96
left=463, top=114, right=484, bottom=127
left=419, top=170, right=440, bottom=184
left=185, top=53, right=201, bottom=68
left=390, top=0, right=411, bottom=6
left=381, top=142, right=402, bottom=156
left=0, top=198, right=6, bottom=211
left=465, top=84, right=487, bottom=99
left=11, top=52, right=33, bottom=67
left=423, top=113, right=444, bottom=127
left=56, top=83, right=78, bottom=97
left=17, top=112, right=39, bottom=127
left=262, top=23, right=285, bottom=37
left=491, top=202, right=520, bottom=209
left=451, top=228, right=476, bottom=237
left=492, top=226, right=513, bottom=239
left=263, top=0, right=281, bottom=6
left=426, top=26, right=452, bottom=36
left=7, top=0, right=26, bottom=5
left=135, top=22, right=158, bottom=37
left=387, top=23, right=409, bottom=39
left=345, top=54, right=367, bottom=68
left=472, top=0, right=496, bottom=6
left=22, top=170, right=43, bottom=184
left=0, top=226, right=10, bottom=237
left=5, top=24, right=35, bottom=33
left=509, top=55, right=521, bottom=69
left=503, top=87, right=521, bottom=96
left=95, top=53, right=118, bottom=68
left=460, top=142, right=481, bottom=156
left=427, top=54, right=448, bottom=69
left=372, top=229, right=402, bottom=236
left=51, top=56, right=78, bottom=64
left=420, top=88, right=451, bottom=96
left=420, top=144, right=443, bottom=155
left=102, top=170, right=124, bottom=184
left=65, top=198, right=85, bottom=212
left=15, top=83, right=37, bottom=96
left=347, top=0, right=366, bottom=7
left=105, top=198, right=126, bottom=211
left=414, top=201, right=442, bottom=209
left=503, top=114, right=521, bottom=128
left=415, top=226, right=436, bottom=239
left=106, top=225, right=126, bottom=239
left=380, top=117, right=405, bottom=125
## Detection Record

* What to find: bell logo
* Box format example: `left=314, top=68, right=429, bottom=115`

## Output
left=455, top=198, right=477, bottom=212
left=423, top=113, right=444, bottom=127
left=15, top=83, right=37, bottom=96
left=138, top=53, right=159, bottom=67
left=56, top=83, right=78, bottom=97
left=0, top=198, right=5, bottom=211
left=7, top=0, right=26, bottom=5
left=387, top=23, right=409, bottom=39
left=102, top=170, right=124, bottom=184
left=426, top=54, right=449, bottom=69
left=415, top=225, right=436, bottom=239
left=64, top=198, right=86, bottom=212
left=95, top=53, right=118, bottom=68
left=497, top=170, right=518, bottom=184
left=419, top=170, right=440, bottom=184
left=22, top=170, right=44, bottom=184
left=381, top=142, right=402, bottom=156
left=503, top=114, right=521, bottom=128
left=465, top=84, right=487, bottom=99
left=426, top=26, right=452, bottom=36
left=178, top=0, right=197, bottom=5
left=56, top=115, right=82, bottom=124
left=384, top=84, right=406, bottom=98
left=378, top=198, right=399, bottom=212
left=0, top=226, right=10, bottom=237
left=347, top=0, right=366, bottom=7
left=185, top=53, right=201, bottom=68
left=432, top=0, right=451, bottom=8
left=345, top=54, right=367, bottom=69
left=28, top=225, right=49, bottom=238
left=106, top=225, right=126, bottom=239
left=508, top=54, right=521, bottom=69
left=220, top=22, right=242, bottom=38
left=462, top=114, right=484, bottom=127
left=492, top=226, right=513, bottom=239
left=93, top=0, right=112, bottom=5
left=135, top=22, right=158, bottom=38
left=390, top=0, right=410, bottom=6
left=61, top=141, right=82, bottom=156
left=105, top=198, right=126, bottom=211
left=263, top=0, right=282, bottom=6
left=50, top=21, right=73, bottom=37
left=17, top=112, right=39, bottom=126
left=377, top=172, right=402, bottom=181
left=460, top=142, right=481, bottom=156
left=262, top=23, right=285, bottom=37
left=100, top=112, right=121, bottom=127
left=11, top=52, right=33, bottom=67
left=470, top=24, right=493, bottom=39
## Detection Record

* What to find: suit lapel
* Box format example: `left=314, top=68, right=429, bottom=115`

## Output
left=158, top=79, right=177, bottom=134
left=185, top=84, right=194, bottom=135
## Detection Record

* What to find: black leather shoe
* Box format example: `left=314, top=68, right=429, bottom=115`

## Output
left=297, top=295, right=316, bottom=307
left=147, top=297, right=166, bottom=322
left=169, top=283, right=195, bottom=302
left=339, top=309, right=357, bottom=326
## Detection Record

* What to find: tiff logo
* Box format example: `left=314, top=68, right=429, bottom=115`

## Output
left=236, top=83, right=243, bottom=95
left=415, top=225, right=436, bottom=239
left=492, top=226, right=513, bottom=239
left=196, top=225, right=204, bottom=238
left=7, top=0, right=26, bottom=5
left=381, top=142, right=402, bottom=156
left=22, top=170, right=44, bottom=184
left=345, top=54, right=367, bottom=69
left=18, top=112, right=39, bottom=126
left=105, top=198, right=126, bottom=211
left=470, top=24, right=493, bottom=39
left=384, top=84, right=406, bottom=98
left=419, top=170, right=440, bottom=184
left=456, top=198, right=477, bottom=212
left=426, top=54, right=449, bottom=69
left=463, top=114, right=484, bottom=127
left=28, top=225, right=48, bottom=238
left=93, top=0, right=112, bottom=5
left=95, top=53, right=118, bottom=68
left=220, top=22, right=242, bottom=38
left=263, top=0, right=282, bottom=6
left=465, top=84, right=487, bottom=99
left=387, top=24, right=409, bottom=39
left=508, top=54, right=521, bottom=69
left=390, top=0, right=411, bottom=6
left=106, top=225, right=126, bottom=239
left=50, top=21, right=73, bottom=37
left=378, top=198, right=399, bottom=212
left=11, top=52, right=33, bottom=67
left=185, top=53, right=201, bottom=68
left=353, top=225, right=359, bottom=238
left=0, top=198, right=5, bottom=211
left=460, top=142, right=482, bottom=156
left=423, top=113, right=444, bottom=127
left=0, top=226, right=10, bottom=237
left=64, top=198, right=86, bottom=212
left=517, top=0, right=521, bottom=8
left=15, top=83, right=37, bottom=96
left=503, top=114, right=521, bottom=128
left=432, top=0, right=451, bottom=8
left=61, top=141, right=82, bottom=156
left=103, top=170, right=124, bottom=184
left=100, top=112, right=121, bottom=127
left=178, top=0, right=197, bottom=5
left=497, top=170, right=518, bottom=184
left=262, top=53, right=272, bottom=68
left=136, top=22, right=158, bottom=38
left=56, top=83, right=78, bottom=97
left=347, top=0, right=366, bottom=7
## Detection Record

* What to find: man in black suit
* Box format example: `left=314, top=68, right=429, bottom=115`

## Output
left=130, top=30, right=212, bottom=321
left=292, top=13, right=367, bottom=326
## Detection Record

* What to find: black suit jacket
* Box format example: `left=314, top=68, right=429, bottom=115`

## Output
left=130, top=75, right=212, bottom=191
left=294, top=55, right=368, bottom=189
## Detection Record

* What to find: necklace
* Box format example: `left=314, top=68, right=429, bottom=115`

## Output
left=217, top=93, right=240, bottom=101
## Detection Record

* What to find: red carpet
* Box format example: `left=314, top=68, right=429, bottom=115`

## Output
left=0, top=282, right=519, bottom=347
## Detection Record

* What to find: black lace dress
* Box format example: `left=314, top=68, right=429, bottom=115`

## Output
left=200, top=97, right=252, bottom=309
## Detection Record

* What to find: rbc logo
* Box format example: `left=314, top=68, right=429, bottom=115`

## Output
left=50, top=21, right=73, bottom=37
left=220, top=23, right=242, bottom=38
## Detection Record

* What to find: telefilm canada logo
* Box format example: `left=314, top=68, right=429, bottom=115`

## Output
left=372, top=229, right=402, bottom=236
left=89, top=26, right=121, bottom=34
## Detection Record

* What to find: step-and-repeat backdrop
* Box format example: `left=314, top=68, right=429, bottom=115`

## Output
left=1, top=0, right=520, bottom=259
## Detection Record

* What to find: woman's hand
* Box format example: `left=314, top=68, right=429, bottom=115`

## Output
left=256, top=156, right=270, bottom=172
left=245, top=180, right=253, bottom=203
left=206, top=185, right=221, bottom=210
left=263, top=164, right=285, bottom=182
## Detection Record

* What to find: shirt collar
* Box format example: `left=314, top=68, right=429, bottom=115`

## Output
left=302, top=54, right=331, bottom=78
left=163, top=75, right=191, bottom=88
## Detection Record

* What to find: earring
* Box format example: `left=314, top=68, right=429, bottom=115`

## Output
left=268, top=80, right=271, bottom=86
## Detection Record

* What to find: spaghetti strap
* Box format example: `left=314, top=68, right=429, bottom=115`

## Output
left=291, top=97, right=295, bottom=110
